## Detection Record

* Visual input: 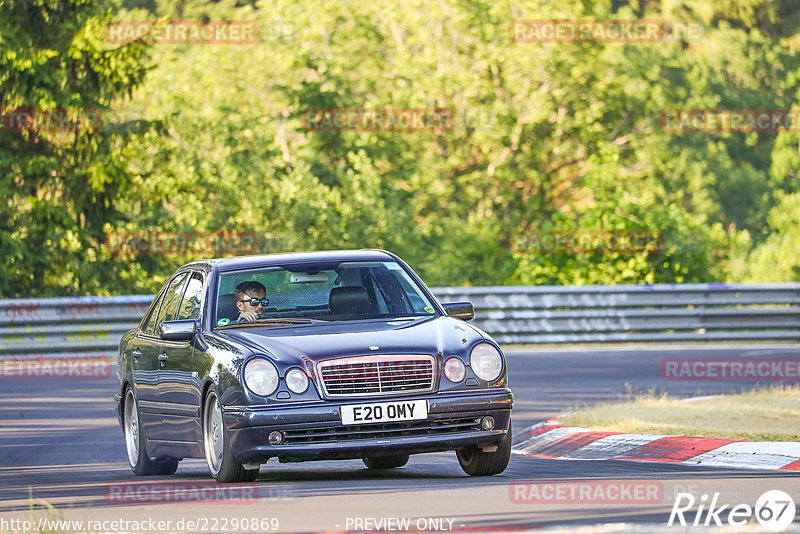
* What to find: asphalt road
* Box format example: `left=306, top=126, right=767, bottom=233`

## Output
left=1, top=344, right=799, bottom=533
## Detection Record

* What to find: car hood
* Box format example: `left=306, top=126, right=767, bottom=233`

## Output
left=215, top=316, right=485, bottom=365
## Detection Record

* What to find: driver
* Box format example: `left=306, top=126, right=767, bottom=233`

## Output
left=234, top=280, right=269, bottom=323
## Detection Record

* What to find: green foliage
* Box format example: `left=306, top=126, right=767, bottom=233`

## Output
left=735, top=192, right=800, bottom=281
left=2, top=0, right=800, bottom=296
left=0, top=0, right=150, bottom=296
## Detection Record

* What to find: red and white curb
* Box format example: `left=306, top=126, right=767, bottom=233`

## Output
left=512, top=418, right=800, bottom=471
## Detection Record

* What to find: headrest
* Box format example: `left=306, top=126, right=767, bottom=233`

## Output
left=329, top=286, right=371, bottom=316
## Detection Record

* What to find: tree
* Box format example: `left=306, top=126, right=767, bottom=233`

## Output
left=4, top=0, right=800, bottom=295
left=0, top=0, right=149, bottom=296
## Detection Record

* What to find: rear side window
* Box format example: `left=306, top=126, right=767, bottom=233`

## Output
left=178, top=272, right=204, bottom=320
left=155, top=273, right=189, bottom=328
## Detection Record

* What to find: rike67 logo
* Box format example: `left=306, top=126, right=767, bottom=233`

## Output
left=669, top=490, right=796, bottom=532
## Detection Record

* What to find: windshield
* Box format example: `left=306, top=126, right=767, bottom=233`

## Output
left=214, top=260, right=437, bottom=327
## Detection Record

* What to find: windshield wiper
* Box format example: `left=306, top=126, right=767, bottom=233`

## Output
left=261, top=318, right=327, bottom=324
left=217, top=318, right=327, bottom=329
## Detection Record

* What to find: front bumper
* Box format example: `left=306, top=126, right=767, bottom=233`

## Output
left=224, top=388, right=513, bottom=464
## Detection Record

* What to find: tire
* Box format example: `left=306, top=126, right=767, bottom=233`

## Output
left=123, top=387, right=180, bottom=476
left=203, top=389, right=259, bottom=483
left=155, top=458, right=180, bottom=475
left=456, top=423, right=512, bottom=476
left=363, top=454, right=410, bottom=469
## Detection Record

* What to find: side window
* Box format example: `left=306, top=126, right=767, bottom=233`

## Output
left=143, top=288, right=168, bottom=335
left=372, top=268, right=412, bottom=314
left=178, top=272, right=204, bottom=320
left=364, top=272, right=390, bottom=314
left=155, top=273, right=189, bottom=329
left=393, top=272, right=426, bottom=311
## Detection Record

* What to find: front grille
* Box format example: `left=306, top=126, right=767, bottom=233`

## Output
left=318, top=355, right=435, bottom=397
left=282, top=417, right=482, bottom=444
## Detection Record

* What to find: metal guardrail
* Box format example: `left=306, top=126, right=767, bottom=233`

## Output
left=0, top=283, right=798, bottom=359
left=0, top=296, right=152, bottom=359
left=436, top=283, right=800, bottom=344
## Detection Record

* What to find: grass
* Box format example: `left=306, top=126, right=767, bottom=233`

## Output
left=559, top=385, right=800, bottom=442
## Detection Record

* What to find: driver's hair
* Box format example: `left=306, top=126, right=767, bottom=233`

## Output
left=234, top=280, right=266, bottom=299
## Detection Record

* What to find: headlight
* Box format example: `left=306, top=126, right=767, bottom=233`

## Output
left=285, top=367, right=309, bottom=393
left=444, top=357, right=466, bottom=382
left=244, top=358, right=279, bottom=396
left=470, top=343, right=503, bottom=382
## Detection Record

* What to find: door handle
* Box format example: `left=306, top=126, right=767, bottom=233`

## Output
left=158, top=353, right=168, bottom=366
left=132, top=349, right=142, bottom=362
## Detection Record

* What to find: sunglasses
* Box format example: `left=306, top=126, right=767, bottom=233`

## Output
left=240, top=298, right=269, bottom=307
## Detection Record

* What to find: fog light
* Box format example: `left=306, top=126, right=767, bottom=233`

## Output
left=268, top=431, right=284, bottom=445
left=480, top=416, right=495, bottom=430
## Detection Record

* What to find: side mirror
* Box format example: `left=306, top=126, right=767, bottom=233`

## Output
left=160, top=319, right=196, bottom=341
left=442, top=301, right=475, bottom=321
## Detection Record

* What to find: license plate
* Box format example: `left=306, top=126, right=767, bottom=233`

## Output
left=340, top=399, right=428, bottom=425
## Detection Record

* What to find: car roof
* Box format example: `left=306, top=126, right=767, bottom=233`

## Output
left=183, top=249, right=396, bottom=272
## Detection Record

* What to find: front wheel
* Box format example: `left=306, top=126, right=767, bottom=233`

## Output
left=363, top=454, right=410, bottom=469
left=123, top=387, right=179, bottom=476
left=203, top=390, right=259, bottom=483
left=456, top=424, right=512, bottom=476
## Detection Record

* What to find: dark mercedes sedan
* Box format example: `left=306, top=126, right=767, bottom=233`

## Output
left=114, top=250, right=513, bottom=482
